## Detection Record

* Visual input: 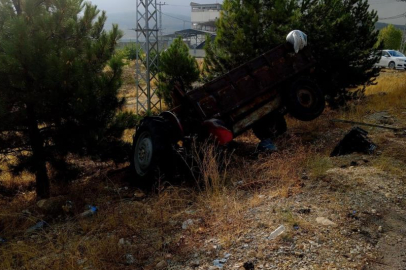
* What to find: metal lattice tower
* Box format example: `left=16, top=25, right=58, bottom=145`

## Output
left=135, top=0, right=161, bottom=114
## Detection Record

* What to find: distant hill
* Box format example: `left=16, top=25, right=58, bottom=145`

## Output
left=104, top=12, right=192, bottom=40
left=375, top=22, right=404, bottom=31
left=105, top=12, right=404, bottom=41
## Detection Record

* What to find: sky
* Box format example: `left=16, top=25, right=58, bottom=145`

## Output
left=88, top=0, right=406, bottom=26
left=87, top=0, right=220, bottom=16
left=369, top=0, right=406, bottom=25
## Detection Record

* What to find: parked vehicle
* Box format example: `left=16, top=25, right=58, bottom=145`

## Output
left=131, top=31, right=325, bottom=181
left=375, top=50, right=406, bottom=70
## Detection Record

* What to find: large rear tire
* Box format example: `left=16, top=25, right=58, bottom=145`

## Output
left=131, top=117, right=175, bottom=183
left=287, top=78, right=325, bottom=121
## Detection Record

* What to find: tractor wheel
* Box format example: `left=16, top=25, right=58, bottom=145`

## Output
left=131, top=117, right=175, bottom=183
left=287, top=78, right=325, bottom=122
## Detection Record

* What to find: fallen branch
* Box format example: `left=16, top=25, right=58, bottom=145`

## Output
left=331, top=119, right=404, bottom=132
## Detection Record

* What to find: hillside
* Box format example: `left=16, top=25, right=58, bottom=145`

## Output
left=0, top=67, right=406, bottom=269
left=104, top=12, right=192, bottom=40
left=375, top=22, right=404, bottom=31
left=105, top=12, right=401, bottom=40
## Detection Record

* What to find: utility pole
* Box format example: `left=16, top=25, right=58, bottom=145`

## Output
left=396, top=1, right=406, bottom=51
left=379, top=11, right=406, bottom=52
left=401, top=19, right=406, bottom=52
left=157, top=2, right=166, bottom=50
left=395, top=1, right=406, bottom=51
left=135, top=0, right=161, bottom=114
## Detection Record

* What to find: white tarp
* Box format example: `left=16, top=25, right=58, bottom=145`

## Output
left=286, top=30, right=308, bottom=53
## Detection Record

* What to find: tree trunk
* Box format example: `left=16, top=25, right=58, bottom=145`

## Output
left=26, top=105, right=50, bottom=199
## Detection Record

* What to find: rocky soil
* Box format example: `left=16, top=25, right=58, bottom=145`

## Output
left=1, top=71, right=406, bottom=270
left=161, top=152, right=406, bottom=270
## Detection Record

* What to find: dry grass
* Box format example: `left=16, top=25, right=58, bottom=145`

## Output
left=190, top=141, right=233, bottom=197
left=1, top=69, right=406, bottom=269
left=0, top=155, right=35, bottom=194
left=187, top=135, right=318, bottom=249
left=119, top=60, right=162, bottom=115
left=306, top=155, right=334, bottom=179
left=0, top=179, right=195, bottom=269
left=340, top=70, right=406, bottom=121
left=250, top=138, right=311, bottom=197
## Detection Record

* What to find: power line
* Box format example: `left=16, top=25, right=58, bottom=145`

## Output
left=158, top=10, right=192, bottom=23
left=380, top=12, right=406, bottom=20
left=165, top=4, right=190, bottom=7
left=377, top=0, right=406, bottom=52
left=370, top=1, right=398, bottom=6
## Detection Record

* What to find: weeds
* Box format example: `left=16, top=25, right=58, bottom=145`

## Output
left=1, top=67, right=406, bottom=270
left=191, top=140, right=232, bottom=197
left=341, top=71, right=406, bottom=120
left=307, top=155, right=334, bottom=179
left=373, top=156, right=405, bottom=176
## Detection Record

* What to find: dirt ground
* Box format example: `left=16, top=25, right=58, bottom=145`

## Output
left=0, top=70, right=405, bottom=270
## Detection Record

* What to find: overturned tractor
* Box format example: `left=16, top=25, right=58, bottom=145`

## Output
left=131, top=31, right=325, bottom=181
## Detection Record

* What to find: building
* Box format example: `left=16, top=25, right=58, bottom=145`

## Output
left=191, top=2, right=222, bottom=32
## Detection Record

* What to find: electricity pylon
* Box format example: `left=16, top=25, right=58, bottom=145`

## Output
left=135, top=0, right=161, bottom=114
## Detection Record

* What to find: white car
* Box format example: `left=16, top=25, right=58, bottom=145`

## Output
left=376, top=50, right=406, bottom=70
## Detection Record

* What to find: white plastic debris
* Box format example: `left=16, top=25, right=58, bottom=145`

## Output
left=268, top=225, right=286, bottom=240
left=286, top=30, right=308, bottom=53
left=316, top=217, right=337, bottom=227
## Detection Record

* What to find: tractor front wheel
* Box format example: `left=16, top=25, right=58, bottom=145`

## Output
left=131, top=117, right=175, bottom=183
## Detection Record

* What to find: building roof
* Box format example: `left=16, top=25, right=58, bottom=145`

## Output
left=190, top=2, right=222, bottom=8
left=195, top=35, right=216, bottom=49
left=162, top=29, right=216, bottom=39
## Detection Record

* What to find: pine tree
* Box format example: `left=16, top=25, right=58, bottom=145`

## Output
left=0, top=0, right=134, bottom=198
left=300, top=0, right=380, bottom=106
left=204, top=0, right=299, bottom=76
left=157, top=37, right=200, bottom=108
left=204, top=0, right=380, bottom=106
